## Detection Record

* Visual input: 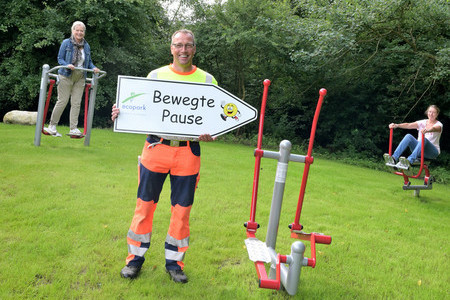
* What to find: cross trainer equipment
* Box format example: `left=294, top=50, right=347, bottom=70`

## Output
left=244, top=79, right=332, bottom=295
left=34, top=64, right=106, bottom=146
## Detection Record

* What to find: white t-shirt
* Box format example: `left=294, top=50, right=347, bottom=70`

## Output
left=77, top=49, right=85, bottom=67
left=417, top=119, right=443, bottom=154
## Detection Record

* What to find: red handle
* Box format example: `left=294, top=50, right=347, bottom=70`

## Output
left=293, top=88, right=327, bottom=226
left=41, top=80, right=56, bottom=134
left=248, top=79, right=271, bottom=227
left=391, top=130, right=426, bottom=179
left=83, top=84, right=91, bottom=135
left=314, top=234, right=332, bottom=244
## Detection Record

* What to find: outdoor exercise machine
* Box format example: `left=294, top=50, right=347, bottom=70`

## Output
left=33, top=64, right=106, bottom=146
left=387, top=128, right=433, bottom=197
left=244, top=79, right=332, bottom=296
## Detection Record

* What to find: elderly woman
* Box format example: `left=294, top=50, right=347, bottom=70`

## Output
left=384, top=105, right=443, bottom=172
left=44, top=21, right=100, bottom=137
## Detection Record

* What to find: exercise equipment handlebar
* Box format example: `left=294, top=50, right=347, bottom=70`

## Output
left=292, top=88, right=327, bottom=228
left=47, top=65, right=106, bottom=80
left=248, top=79, right=271, bottom=229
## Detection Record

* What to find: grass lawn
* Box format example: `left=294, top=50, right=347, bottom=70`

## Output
left=0, top=123, right=448, bottom=299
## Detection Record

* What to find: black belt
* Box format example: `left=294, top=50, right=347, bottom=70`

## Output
left=161, top=139, right=189, bottom=147
left=149, top=135, right=197, bottom=147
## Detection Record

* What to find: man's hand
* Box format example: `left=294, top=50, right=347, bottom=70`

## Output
left=198, top=134, right=215, bottom=142
left=111, top=104, right=120, bottom=121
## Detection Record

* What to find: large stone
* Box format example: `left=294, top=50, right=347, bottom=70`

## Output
left=3, top=110, right=38, bottom=125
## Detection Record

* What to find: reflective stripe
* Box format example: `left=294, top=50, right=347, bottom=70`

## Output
left=127, top=229, right=151, bottom=243
left=205, top=73, right=213, bottom=83
left=149, top=71, right=158, bottom=79
left=165, top=234, right=189, bottom=248
left=128, top=243, right=148, bottom=257
left=165, top=249, right=185, bottom=261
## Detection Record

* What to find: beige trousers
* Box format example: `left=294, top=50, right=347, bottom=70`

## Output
left=50, top=70, right=85, bottom=130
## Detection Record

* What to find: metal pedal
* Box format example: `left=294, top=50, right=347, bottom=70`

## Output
left=245, top=238, right=271, bottom=263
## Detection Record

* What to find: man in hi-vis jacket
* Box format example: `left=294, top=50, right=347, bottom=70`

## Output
left=112, top=29, right=217, bottom=283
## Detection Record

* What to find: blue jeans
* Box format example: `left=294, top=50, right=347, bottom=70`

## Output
left=393, top=134, right=439, bottom=164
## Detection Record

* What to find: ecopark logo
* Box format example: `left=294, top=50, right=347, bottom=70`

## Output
left=121, top=92, right=147, bottom=112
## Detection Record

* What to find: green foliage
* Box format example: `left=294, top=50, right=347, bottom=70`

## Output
left=186, top=0, right=448, bottom=162
left=0, top=0, right=169, bottom=127
left=0, top=0, right=448, bottom=165
left=292, top=0, right=449, bottom=155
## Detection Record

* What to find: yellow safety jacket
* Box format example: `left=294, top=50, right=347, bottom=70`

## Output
left=147, top=64, right=217, bottom=85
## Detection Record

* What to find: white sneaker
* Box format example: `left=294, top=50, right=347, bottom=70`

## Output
left=44, top=125, right=61, bottom=137
left=383, top=153, right=396, bottom=167
left=399, top=157, right=413, bottom=176
left=69, top=128, right=82, bottom=136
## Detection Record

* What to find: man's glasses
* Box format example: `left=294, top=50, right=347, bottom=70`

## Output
left=172, top=43, right=195, bottom=49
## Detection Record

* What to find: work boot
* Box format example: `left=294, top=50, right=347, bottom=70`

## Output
left=167, top=269, right=188, bottom=283
left=120, top=265, right=141, bottom=279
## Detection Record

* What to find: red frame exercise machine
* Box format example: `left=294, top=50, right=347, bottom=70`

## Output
left=40, top=79, right=92, bottom=139
left=388, top=128, right=433, bottom=196
left=244, top=79, right=332, bottom=295
left=34, top=64, right=106, bottom=146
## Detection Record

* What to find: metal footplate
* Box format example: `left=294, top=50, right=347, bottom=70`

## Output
left=245, top=238, right=271, bottom=263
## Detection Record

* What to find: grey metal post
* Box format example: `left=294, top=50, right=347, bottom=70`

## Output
left=245, top=138, right=312, bottom=295
left=83, top=73, right=98, bottom=146
left=266, top=140, right=292, bottom=250
left=267, top=241, right=305, bottom=296
left=263, top=140, right=308, bottom=295
left=284, top=241, right=306, bottom=295
left=266, top=140, right=292, bottom=284
left=34, top=64, right=50, bottom=146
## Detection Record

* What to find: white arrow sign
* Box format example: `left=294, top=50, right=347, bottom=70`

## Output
left=114, top=76, right=258, bottom=138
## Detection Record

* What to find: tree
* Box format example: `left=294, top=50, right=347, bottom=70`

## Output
left=288, top=0, right=449, bottom=157
left=0, top=0, right=169, bottom=127
left=186, top=0, right=316, bottom=141
left=1, top=0, right=448, bottom=165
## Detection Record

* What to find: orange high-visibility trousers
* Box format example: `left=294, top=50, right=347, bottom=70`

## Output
left=125, top=135, right=200, bottom=271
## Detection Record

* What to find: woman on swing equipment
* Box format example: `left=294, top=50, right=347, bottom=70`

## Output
left=384, top=105, right=443, bottom=174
